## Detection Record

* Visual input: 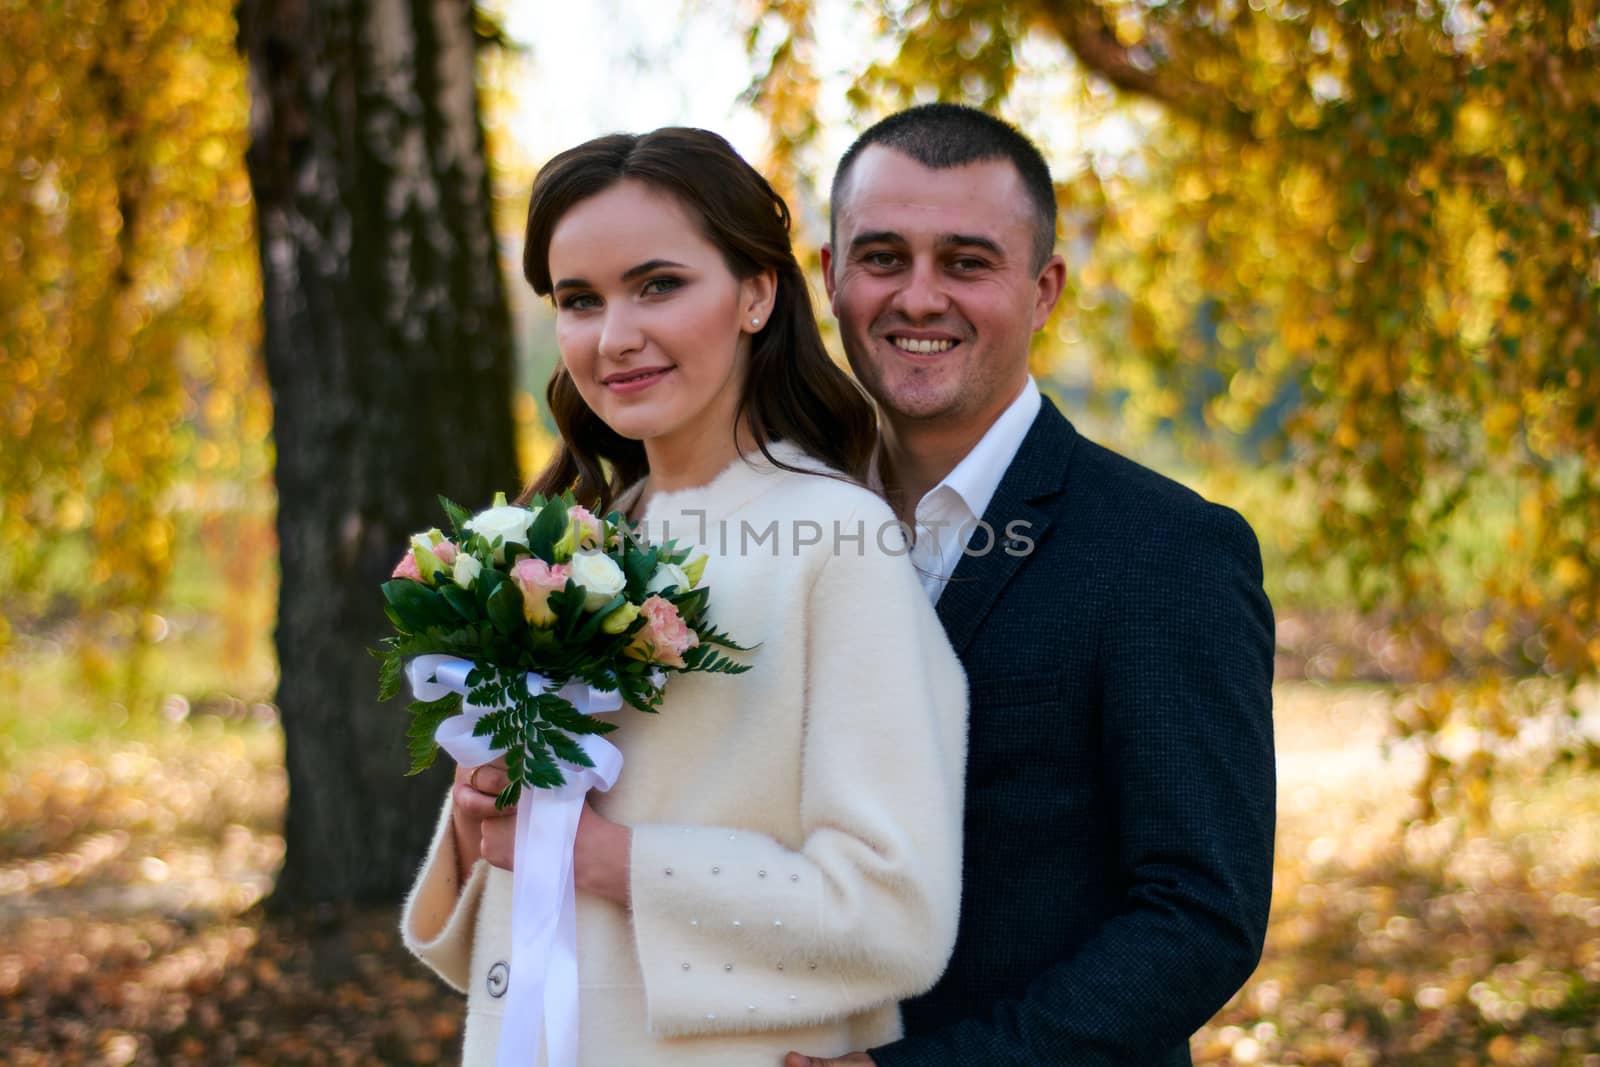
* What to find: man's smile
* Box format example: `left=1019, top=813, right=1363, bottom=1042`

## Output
left=890, top=337, right=958, bottom=355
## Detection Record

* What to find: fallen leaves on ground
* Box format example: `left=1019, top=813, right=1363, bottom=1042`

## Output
left=1195, top=686, right=1600, bottom=1067
left=0, top=719, right=460, bottom=1065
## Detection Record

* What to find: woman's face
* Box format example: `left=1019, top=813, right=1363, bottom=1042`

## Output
left=546, top=179, right=772, bottom=458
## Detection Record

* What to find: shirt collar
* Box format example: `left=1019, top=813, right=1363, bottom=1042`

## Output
left=927, top=376, right=1041, bottom=523
left=866, top=377, right=1043, bottom=521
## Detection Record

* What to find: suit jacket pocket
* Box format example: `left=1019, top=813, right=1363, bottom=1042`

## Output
left=963, top=668, right=1095, bottom=798
left=966, top=669, right=1063, bottom=710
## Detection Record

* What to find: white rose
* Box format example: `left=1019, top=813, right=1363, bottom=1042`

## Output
left=465, top=505, right=533, bottom=561
left=570, top=550, right=626, bottom=610
left=645, top=562, right=691, bottom=595
left=451, top=551, right=482, bottom=590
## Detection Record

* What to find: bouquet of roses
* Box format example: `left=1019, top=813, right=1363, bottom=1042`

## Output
left=374, top=492, right=749, bottom=805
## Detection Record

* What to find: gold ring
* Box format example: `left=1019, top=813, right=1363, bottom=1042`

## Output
left=469, top=765, right=487, bottom=792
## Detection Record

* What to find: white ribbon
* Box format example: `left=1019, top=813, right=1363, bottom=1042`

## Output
left=407, top=654, right=624, bottom=1067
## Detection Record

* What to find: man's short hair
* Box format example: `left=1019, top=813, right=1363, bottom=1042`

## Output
left=830, top=103, right=1058, bottom=271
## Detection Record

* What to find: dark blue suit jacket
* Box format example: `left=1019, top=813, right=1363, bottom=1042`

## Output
left=873, top=399, right=1276, bottom=1066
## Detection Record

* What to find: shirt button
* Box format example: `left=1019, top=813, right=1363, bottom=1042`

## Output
left=486, top=960, right=509, bottom=998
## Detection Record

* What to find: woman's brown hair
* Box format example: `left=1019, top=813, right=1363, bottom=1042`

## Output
left=519, top=127, right=877, bottom=513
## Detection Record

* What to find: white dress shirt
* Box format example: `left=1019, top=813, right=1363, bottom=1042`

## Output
left=871, top=377, right=1042, bottom=603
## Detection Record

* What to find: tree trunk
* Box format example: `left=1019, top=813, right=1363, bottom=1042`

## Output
left=239, top=0, right=519, bottom=908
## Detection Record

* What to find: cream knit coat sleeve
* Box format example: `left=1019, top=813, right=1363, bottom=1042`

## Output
left=402, top=792, right=488, bottom=993
left=627, top=499, right=969, bottom=1037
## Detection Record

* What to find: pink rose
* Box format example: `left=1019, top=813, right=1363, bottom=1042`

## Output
left=627, top=595, right=699, bottom=668
left=400, top=531, right=455, bottom=582
left=510, top=557, right=571, bottom=628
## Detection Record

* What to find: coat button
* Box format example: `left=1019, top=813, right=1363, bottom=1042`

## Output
left=486, top=960, right=509, bottom=998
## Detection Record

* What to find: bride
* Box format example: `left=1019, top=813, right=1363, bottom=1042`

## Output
left=401, top=127, right=967, bottom=1066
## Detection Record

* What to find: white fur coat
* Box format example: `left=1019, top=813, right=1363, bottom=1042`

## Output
left=401, top=444, right=968, bottom=1066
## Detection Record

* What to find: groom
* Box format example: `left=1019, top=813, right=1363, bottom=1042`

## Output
left=789, top=105, right=1276, bottom=1066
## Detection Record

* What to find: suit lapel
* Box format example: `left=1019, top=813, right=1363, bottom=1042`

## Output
left=935, top=400, right=1077, bottom=656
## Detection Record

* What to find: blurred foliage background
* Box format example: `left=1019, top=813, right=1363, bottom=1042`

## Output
left=1, top=0, right=269, bottom=708
left=750, top=0, right=1600, bottom=811
left=1, top=0, right=1597, bottom=1063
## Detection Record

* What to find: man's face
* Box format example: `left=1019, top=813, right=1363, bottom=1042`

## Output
left=823, top=146, right=1064, bottom=437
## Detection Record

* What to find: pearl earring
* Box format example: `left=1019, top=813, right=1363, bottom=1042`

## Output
left=751, top=317, right=761, bottom=327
